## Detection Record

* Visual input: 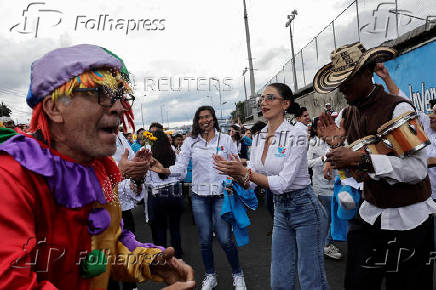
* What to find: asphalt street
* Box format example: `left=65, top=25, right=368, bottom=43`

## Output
left=128, top=197, right=348, bottom=290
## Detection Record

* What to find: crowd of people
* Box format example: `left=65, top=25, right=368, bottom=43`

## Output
left=1, top=40, right=436, bottom=290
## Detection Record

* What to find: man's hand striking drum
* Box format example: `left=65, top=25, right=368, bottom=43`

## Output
left=326, top=147, right=365, bottom=169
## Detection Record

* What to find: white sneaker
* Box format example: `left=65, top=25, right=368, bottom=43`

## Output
left=201, top=273, right=217, bottom=290
left=232, top=272, right=247, bottom=290
left=324, top=244, right=343, bottom=260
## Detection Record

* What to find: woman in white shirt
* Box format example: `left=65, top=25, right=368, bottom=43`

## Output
left=146, top=130, right=184, bottom=259
left=214, top=83, right=329, bottom=290
left=307, top=118, right=343, bottom=260
left=151, top=106, right=247, bottom=290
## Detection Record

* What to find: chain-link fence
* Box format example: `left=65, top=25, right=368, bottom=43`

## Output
left=256, top=0, right=436, bottom=96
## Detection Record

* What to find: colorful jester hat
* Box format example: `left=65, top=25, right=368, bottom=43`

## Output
left=26, top=44, right=135, bottom=146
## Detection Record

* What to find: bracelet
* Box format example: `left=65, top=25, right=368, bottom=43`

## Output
left=243, top=168, right=252, bottom=187
left=242, top=168, right=250, bottom=182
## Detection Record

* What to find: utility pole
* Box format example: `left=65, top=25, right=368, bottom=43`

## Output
left=160, top=105, right=164, bottom=125
left=242, top=67, right=248, bottom=101
left=166, top=109, right=169, bottom=129
left=217, top=83, right=223, bottom=120
left=140, top=103, right=145, bottom=128
left=285, top=10, right=298, bottom=92
left=210, top=78, right=223, bottom=120
left=243, top=0, right=256, bottom=99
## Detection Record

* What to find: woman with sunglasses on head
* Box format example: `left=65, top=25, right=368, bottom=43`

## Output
left=229, top=124, right=242, bottom=155
left=214, top=83, right=329, bottom=290
left=151, top=106, right=247, bottom=290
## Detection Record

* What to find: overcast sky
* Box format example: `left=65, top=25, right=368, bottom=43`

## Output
left=0, top=0, right=432, bottom=128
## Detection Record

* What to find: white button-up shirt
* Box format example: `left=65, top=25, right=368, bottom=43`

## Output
left=113, top=132, right=145, bottom=211
left=169, top=129, right=237, bottom=196
left=248, top=120, right=311, bottom=195
left=307, top=136, right=335, bottom=196
left=418, top=112, right=436, bottom=199
left=294, top=121, right=308, bottom=131
left=359, top=102, right=436, bottom=230
left=145, top=171, right=182, bottom=195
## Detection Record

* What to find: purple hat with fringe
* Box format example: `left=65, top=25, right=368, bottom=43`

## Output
left=26, top=44, right=122, bottom=108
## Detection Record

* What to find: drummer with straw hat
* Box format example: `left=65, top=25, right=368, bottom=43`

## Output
left=315, top=42, right=436, bottom=290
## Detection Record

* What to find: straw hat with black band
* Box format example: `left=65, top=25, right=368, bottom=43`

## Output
left=313, top=42, right=398, bottom=94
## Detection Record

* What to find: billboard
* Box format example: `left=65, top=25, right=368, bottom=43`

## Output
left=374, top=40, right=436, bottom=114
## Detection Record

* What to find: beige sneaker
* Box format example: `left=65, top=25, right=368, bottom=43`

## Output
left=232, top=272, right=247, bottom=290
left=201, top=273, right=217, bottom=290
left=324, top=244, right=343, bottom=260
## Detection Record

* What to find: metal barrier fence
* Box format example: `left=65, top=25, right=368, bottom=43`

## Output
left=257, top=0, right=436, bottom=95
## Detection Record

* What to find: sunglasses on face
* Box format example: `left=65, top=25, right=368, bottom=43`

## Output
left=73, top=84, right=135, bottom=109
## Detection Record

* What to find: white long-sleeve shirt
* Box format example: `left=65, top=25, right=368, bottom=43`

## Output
left=145, top=171, right=182, bottom=195
left=169, top=129, right=237, bottom=196
left=113, top=132, right=146, bottom=211
left=417, top=112, right=436, bottom=199
left=307, top=136, right=335, bottom=196
left=248, top=120, right=311, bottom=195
left=359, top=102, right=436, bottom=230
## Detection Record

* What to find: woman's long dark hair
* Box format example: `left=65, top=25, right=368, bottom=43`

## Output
left=310, top=117, right=319, bottom=139
left=191, top=106, right=220, bottom=138
left=151, top=130, right=176, bottom=179
left=267, top=83, right=300, bottom=115
left=231, top=124, right=241, bottom=143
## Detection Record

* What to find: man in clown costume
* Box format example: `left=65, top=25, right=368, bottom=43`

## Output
left=0, top=44, right=195, bottom=290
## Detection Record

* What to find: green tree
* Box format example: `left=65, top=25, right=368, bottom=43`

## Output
left=0, top=102, right=11, bottom=117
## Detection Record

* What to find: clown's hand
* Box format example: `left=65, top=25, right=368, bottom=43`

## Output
left=162, top=281, right=196, bottom=290
left=119, top=149, right=149, bottom=180
left=150, top=247, right=195, bottom=287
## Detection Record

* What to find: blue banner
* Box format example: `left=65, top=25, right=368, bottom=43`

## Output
left=374, top=40, right=436, bottom=114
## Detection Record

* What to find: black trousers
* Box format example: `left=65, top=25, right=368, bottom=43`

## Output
left=122, top=209, right=135, bottom=233
left=345, top=216, right=434, bottom=290
left=148, top=184, right=184, bottom=258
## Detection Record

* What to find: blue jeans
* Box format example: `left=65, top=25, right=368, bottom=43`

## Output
left=191, top=194, right=242, bottom=275
left=271, top=186, right=329, bottom=290
left=318, top=195, right=334, bottom=246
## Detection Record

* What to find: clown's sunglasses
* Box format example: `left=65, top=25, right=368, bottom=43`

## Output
left=73, top=85, right=135, bottom=109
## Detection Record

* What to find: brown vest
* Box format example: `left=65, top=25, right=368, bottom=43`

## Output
left=343, top=85, right=431, bottom=208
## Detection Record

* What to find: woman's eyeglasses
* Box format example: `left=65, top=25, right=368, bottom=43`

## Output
left=259, top=94, right=284, bottom=103
left=73, top=85, right=135, bottom=109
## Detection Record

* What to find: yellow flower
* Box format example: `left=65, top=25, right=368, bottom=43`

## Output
left=143, top=130, right=157, bottom=142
